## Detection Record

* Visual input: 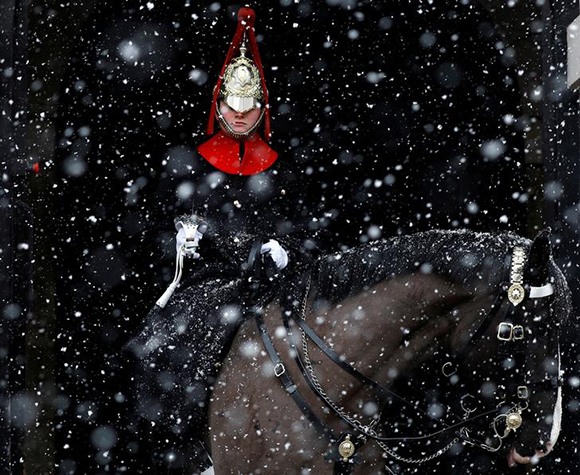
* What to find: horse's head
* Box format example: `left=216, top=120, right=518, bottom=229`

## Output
left=460, top=229, right=571, bottom=467
left=505, top=229, right=571, bottom=465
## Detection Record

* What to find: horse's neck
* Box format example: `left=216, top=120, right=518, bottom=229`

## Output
left=317, top=234, right=506, bottom=309
left=306, top=272, right=477, bottom=387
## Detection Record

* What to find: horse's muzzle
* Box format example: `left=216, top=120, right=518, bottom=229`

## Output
left=508, top=444, right=552, bottom=468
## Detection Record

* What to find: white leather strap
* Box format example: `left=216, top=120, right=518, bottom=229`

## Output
left=529, top=283, right=554, bottom=299
left=156, top=244, right=186, bottom=308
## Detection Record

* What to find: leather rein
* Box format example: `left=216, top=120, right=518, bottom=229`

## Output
left=247, top=241, right=561, bottom=473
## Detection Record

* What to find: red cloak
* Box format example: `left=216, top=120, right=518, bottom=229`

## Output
left=197, top=131, right=278, bottom=175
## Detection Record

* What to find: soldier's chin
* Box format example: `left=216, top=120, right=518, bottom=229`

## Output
left=231, top=124, right=249, bottom=133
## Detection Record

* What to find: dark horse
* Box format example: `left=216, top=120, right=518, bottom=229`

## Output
left=209, top=229, right=571, bottom=474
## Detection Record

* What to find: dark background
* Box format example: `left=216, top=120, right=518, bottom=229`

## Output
left=1, top=0, right=579, bottom=473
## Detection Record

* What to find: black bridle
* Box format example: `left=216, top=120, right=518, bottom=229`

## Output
left=248, top=241, right=562, bottom=473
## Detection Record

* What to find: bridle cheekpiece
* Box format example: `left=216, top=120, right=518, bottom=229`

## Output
left=508, top=246, right=526, bottom=306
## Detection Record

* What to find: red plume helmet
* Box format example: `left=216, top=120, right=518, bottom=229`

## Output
left=206, top=7, right=271, bottom=141
left=198, top=7, right=277, bottom=175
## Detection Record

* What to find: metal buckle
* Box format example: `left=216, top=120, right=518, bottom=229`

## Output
left=274, top=363, right=286, bottom=377
left=512, top=325, right=524, bottom=340
left=497, top=322, right=513, bottom=341
left=460, top=394, right=478, bottom=414
left=517, top=385, right=529, bottom=399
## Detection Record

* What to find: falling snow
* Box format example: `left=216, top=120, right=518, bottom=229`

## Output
left=2, top=1, right=580, bottom=474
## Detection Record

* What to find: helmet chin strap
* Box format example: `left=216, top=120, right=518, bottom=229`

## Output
left=215, top=107, right=265, bottom=140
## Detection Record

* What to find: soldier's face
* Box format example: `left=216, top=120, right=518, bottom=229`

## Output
left=219, top=101, right=261, bottom=134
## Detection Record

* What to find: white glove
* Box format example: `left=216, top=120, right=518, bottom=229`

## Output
left=176, top=227, right=203, bottom=258
left=261, top=239, right=289, bottom=270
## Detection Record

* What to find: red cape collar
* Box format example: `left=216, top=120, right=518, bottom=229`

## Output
left=197, top=131, right=278, bottom=175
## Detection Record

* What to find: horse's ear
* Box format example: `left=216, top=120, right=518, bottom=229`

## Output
left=525, top=228, right=552, bottom=285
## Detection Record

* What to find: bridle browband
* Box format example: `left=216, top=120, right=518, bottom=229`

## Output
left=249, top=241, right=561, bottom=473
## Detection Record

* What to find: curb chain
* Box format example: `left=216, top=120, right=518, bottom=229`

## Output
left=296, top=275, right=458, bottom=465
